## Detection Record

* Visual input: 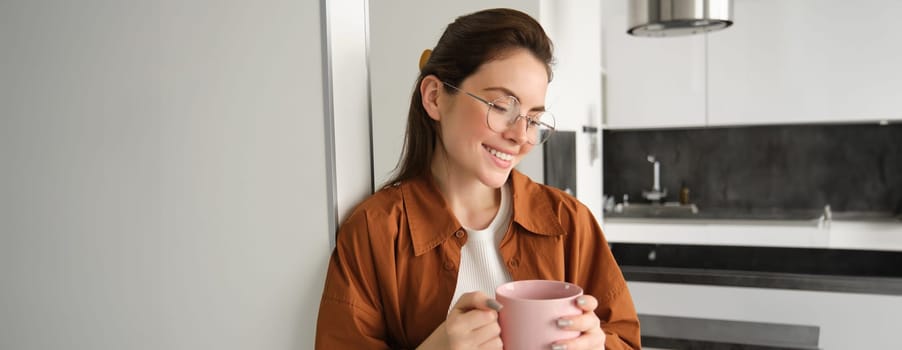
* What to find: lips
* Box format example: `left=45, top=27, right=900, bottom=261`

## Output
left=484, top=145, right=514, bottom=161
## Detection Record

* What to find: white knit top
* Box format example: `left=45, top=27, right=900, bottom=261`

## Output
left=449, top=183, right=513, bottom=312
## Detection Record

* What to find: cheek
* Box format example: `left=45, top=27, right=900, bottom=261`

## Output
left=463, top=104, right=487, bottom=127
left=449, top=105, right=489, bottom=136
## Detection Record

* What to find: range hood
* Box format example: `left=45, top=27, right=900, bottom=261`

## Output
left=628, top=0, right=733, bottom=37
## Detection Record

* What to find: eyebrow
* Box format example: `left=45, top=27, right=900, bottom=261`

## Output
left=482, top=86, right=546, bottom=112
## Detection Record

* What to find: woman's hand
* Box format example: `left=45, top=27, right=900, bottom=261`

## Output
left=417, top=291, right=504, bottom=350
left=551, top=295, right=606, bottom=350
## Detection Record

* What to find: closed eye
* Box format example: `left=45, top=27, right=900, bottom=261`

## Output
left=491, top=104, right=510, bottom=113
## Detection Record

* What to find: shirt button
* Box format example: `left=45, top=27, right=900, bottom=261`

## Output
left=444, top=261, right=455, bottom=271
left=508, top=258, right=520, bottom=268
left=454, top=230, right=465, bottom=238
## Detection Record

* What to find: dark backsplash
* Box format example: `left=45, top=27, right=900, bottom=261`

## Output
left=603, top=123, right=902, bottom=214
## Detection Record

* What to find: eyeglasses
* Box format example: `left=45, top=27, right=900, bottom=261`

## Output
left=442, top=81, right=555, bottom=145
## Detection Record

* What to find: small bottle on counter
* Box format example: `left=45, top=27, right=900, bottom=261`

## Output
left=679, top=182, right=690, bottom=205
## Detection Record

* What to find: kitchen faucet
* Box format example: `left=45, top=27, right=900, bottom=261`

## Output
left=642, top=155, right=667, bottom=202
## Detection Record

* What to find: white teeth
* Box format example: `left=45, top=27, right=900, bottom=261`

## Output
left=486, top=146, right=514, bottom=161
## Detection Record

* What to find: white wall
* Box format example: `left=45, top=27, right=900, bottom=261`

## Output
left=539, top=0, right=604, bottom=216
left=0, top=1, right=332, bottom=349
left=368, top=0, right=541, bottom=187
left=326, top=0, right=373, bottom=231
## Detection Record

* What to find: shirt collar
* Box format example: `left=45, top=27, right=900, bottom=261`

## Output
left=401, top=174, right=462, bottom=256
left=402, top=170, right=567, bottom=256
left=509, top=170, right=567, bottom=237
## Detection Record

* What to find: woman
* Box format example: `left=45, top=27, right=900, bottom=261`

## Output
left=316, top=8, right=640, bottom=350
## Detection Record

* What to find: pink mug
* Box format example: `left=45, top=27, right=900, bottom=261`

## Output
left=495, top=280, right=584, bottom=350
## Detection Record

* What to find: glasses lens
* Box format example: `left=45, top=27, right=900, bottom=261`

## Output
left=486, top=96, right=519, bottom=132
left=526, top=112, right=555, bottom=145
left=486, top=96, right=556, bottom=145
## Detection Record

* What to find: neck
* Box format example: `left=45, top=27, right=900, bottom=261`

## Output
left=431, top=152, right=502, bottom=230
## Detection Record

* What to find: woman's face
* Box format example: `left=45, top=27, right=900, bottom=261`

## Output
left=432, top=48, right=549, bottom=189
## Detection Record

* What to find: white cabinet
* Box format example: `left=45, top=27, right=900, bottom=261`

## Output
left=629, top=282, right=902, bottom=350
left=602, top=0, right=902, bottom=129
left=707, top=0, right=902, bottom=126
left=601, top=0, right=706, bottom=129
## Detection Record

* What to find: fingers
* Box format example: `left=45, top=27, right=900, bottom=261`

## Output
left=448, top=291, right=502, bottom=330
left=472, top=318, right=503, bottom=349
left=551, top=294, right=605, bottom=349
left=451, top=291, right=503, bottom=313
left=551, top=329, right=605, bottom=350
left=443, top=291, right=503, bottom=348
left=575, top=294, right=598, bottom=312
left=555, top=295, right=599, bottom=331
left=556, top=309, right=600, bottom=333
left=449, top=308, right=498, bottom=333
left=478, top=336, right=504, bottom=349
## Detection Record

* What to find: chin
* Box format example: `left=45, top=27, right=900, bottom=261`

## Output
left=480, top=170, right=512, bottom=189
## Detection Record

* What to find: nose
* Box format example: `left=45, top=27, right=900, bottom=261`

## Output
left=502, top=115, right=531, bottom=145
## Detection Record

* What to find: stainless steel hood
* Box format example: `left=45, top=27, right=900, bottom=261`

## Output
left=628, top=0, right=733, bottom=37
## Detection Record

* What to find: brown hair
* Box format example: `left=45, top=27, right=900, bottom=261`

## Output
left=383, top=8, right=554, bottom=187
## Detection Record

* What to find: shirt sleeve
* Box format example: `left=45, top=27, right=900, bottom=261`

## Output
left=315, top=210, right=392, bottom=349
left=567, top=204, right=642, bottom=350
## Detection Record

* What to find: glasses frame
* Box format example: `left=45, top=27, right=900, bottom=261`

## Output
left=441, top=81, right=555, bottom=145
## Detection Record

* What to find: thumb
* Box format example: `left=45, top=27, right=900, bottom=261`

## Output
left=451, top=291, right=503, bottom=314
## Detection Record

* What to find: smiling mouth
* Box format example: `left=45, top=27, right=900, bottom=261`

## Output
left=485, top=145, right=514, bottom=161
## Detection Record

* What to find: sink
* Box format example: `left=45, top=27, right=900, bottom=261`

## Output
left=610, top=203, right=699, bottom=218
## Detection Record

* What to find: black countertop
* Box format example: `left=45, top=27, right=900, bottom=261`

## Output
left=611, top=243, right=902, bottom=295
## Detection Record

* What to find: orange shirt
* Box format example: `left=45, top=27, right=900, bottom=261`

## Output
left=316, top=170, right=641, bottom=349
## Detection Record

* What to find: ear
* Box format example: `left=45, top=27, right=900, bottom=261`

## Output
left=420, top=75, right=443, bottom=122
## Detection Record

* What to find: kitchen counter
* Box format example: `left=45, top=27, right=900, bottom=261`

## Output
left=604, top=206, right=901, bottom=222
left=601, top=216, right=902, bottom=251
